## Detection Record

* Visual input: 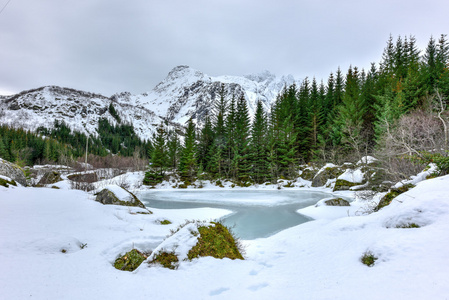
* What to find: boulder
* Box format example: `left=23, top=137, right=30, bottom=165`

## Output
left=333, top=168, right=366, bottom=191
left=38, top=171, right=63, bottom=185
left=95, top=185, right=146, bottom=209
left=68, top=172, right=98, bottom=183
left=300, top=167, right=318, bottom=181
left=324, top=198, right=350, bottom=206
left=0, top=158, right=27, bottom=186
left=312, top=164, right=343, bottom=187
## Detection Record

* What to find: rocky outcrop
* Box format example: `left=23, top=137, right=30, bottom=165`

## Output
left=38, top=171, right=63, bottom=185
left=0, top=159, right=27, bottom=186
left=333, top=168, right=366, bottom=191
left=95, top=185, right=146, bottom=209
left=312, top=164, right=343, bottom=187
left=324, top=198, right=350, bottom=206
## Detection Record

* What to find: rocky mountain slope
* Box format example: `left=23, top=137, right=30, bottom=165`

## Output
left=0, top=66, right=297, bottom=139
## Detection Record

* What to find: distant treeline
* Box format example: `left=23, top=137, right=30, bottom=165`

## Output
left=0, top=109, right=151, bottom=166
left=145, top=34, right=449, bottom=185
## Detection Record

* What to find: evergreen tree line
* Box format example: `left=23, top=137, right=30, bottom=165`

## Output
left=0, top=125, right=75, bottom=166
left=145, top=34, right=449, bottom=185
left=0, top=107, right=151, bottom=165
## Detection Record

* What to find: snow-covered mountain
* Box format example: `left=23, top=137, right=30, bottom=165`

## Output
left=0, top=66, right=297, bottom=139
left=0, top=86, right=167, bottom=140
left=113, top=65, right=296, bottom=126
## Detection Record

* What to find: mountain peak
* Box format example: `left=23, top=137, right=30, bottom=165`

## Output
left=244, top=70, right=276, bottom=83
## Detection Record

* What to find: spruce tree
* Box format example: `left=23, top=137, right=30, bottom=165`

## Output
left=179, top=118, right=197, bottom=182
left=144, top=123, right=167, bottom=186
left=234, top=94, right=251, bottom=182
left=250, top=100, right=269, bottom=183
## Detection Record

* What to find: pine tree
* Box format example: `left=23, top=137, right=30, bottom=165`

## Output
left=336, top=66, right=367, bottom=157
left=250, top=100, right=269, bottom=183
left=144, top=123, right=167, bottom=186
left=225, top=95, right=237, bottom=178
left=179, top=118, right=197, bottom=182
left=197, top=113, right=214, bottom=172
left=309, top=77, right=323, bottom=156
left=234, top=94, right=251, bottom=182
left=423, top=36, right=438, bottom=91
left=167, top=130, right=180, bottom=170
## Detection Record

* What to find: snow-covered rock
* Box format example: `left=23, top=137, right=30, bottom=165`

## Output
left=0, top=158, right=26, bottom=186
left=95, top=185, right=145, bottom=209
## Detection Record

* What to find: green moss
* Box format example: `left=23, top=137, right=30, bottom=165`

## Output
left=300, top=169, right=317, bottom=181
left=150, top=251, right=179, bottom=270
left=0, top=177, right=17, bottom=188
left=333, top=179, right=359, bottom=191
left=396, top=223, right=420, bottom=228
left=187, top=222, right=244, bottom=261
left=360, top=251, right=377, bottom=267
left=114, top=249, right=148, bottom=272
left=159, top=219, right=172, bottom=225
left=283, top=181, right=294, bottom=188
left=375, top=184, right=415, bottom=211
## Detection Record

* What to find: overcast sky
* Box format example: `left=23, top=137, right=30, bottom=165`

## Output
left=0, top=0, right=448, bottom=96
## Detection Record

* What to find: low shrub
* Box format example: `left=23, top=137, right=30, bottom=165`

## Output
left=360, top=251, right=377, bottom=267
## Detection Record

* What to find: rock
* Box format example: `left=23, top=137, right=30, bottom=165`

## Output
left=374, top=184, right=415, bottom=211
left=38, top=171, right=63, bottom=185
left=0, top=158, right=27, bottom=186
left=333, top=168, right=366, bottom=191
left=300, top=167, right=318, bottom=181
left=324, top=198, right=350, bottom=206
left=312, top=164, right=343, bottom=187
left=95, top=185, right=146, bottom=209
left=67, top=172, right=98, bottom=183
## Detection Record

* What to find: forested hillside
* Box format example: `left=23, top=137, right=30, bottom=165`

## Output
left=145, top=34, right=449, bottom=185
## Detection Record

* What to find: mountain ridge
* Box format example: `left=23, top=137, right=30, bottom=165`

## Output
left=0, top=66, right=297, bottom=140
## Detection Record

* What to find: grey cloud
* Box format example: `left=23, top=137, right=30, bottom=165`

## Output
left=0, top=0, right=448, bottom=96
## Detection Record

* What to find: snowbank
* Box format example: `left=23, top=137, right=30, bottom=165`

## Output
left=1, top=174, right=449, bottom=299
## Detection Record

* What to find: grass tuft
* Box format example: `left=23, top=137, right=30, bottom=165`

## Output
left=360, top=251, right=378, bottom=267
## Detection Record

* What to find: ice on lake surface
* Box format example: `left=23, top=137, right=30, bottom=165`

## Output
left=139, top=190, right=332, bottom=240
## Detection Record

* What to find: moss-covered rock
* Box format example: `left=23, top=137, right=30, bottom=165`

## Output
left=374, top=184, right=415, bottom=211
left=324, top=198, right=350, bottom=206
left=0, top=158, right=27, bottom=186
left=0, top=177, right=17, bottom=188
left=95, top=186, right=146, bottom=209
left=300, top=168, right=317, bottom=181
left=333, top=179, right=360, bottom=191
left=114, top=249, right=148, bottom=271
left=38, top=171, right=63, bottom=185
left=67, top=172, right=98, bottom=183
left=187, top=222, right=244, bottom=260
left=150, top=251, right=179, bottom=270
left=148, top=221, right=243, bottom=270
left=312, top=166, right=343, bottom=187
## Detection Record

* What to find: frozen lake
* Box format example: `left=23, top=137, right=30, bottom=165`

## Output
left=139, top=190, right=332, bottom=240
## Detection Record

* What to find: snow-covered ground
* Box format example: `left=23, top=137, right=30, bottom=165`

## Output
left=1, top=173, right=449, bottom=299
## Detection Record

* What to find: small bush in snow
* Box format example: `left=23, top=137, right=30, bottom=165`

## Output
left=360, top=251, right=378, bottom=267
